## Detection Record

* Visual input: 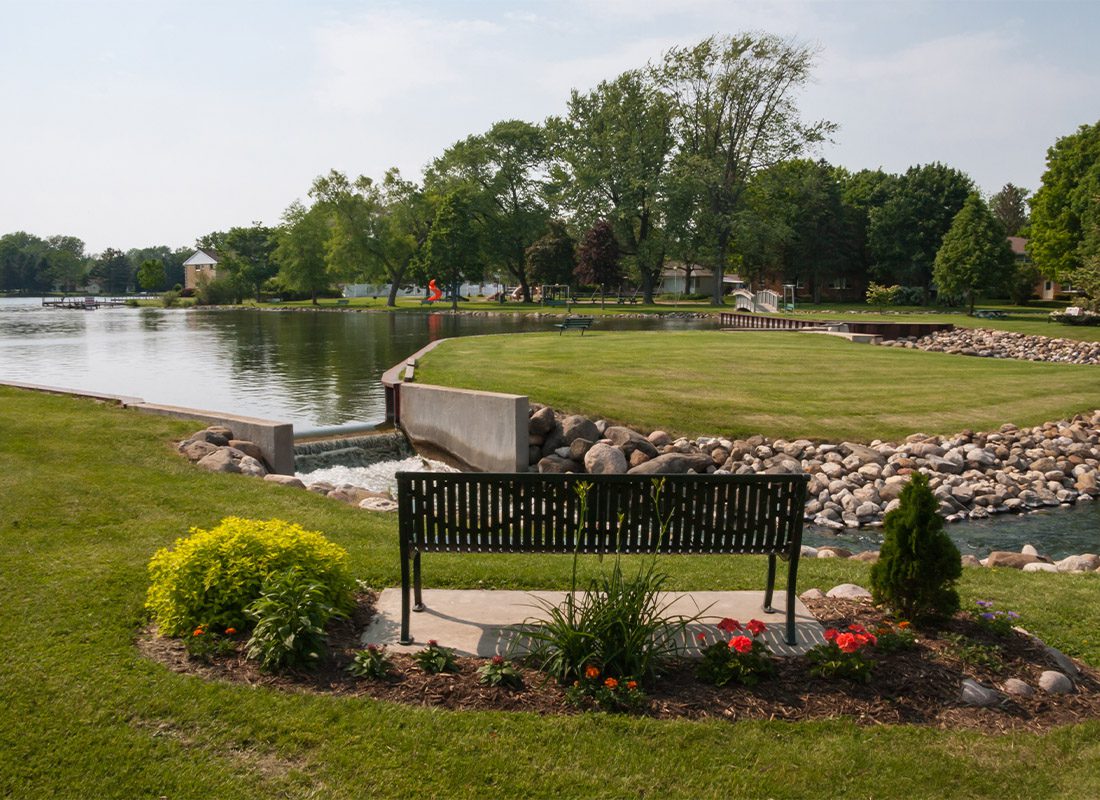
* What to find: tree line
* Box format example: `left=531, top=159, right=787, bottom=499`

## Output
left=2, top=34, right=1096, bottom=309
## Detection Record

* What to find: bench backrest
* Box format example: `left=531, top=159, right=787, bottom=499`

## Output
left=397, top=472, right=807, bottom=556
left=563, top=317, right=593, bottom=325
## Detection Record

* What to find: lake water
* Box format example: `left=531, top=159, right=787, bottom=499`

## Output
left=1, top=296, right=1096, bottom=558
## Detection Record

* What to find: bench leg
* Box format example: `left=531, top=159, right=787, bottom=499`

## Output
left=762, top=554, right=778, bottom=613
left=413, top=550, right=425, bottom=612
left=785, top=550, right=801, bottom=646
left=399, top=539, right=413, bottom=645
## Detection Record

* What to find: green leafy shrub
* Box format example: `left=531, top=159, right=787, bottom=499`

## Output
left=870, top=473, right=962, bottom=623
left=184, top=624, right=238, bottom=662
left=412, top=640, right=459, bottom=674
left=872, top=620, right=918, bottom=653
left=348, top=644, right=395, bottom=680
left=146, top=517, right=354, bottom=636
left=971, top=600, right=1020, bottom=636
left=245, top=568, right=340, bottom=672
left=161, top=289, right=180, bottom=308
left=565, top=665, right=646, bottom=713
left=865, top=282, right=900, bottom=310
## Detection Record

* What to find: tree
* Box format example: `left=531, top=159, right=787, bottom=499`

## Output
left=549, top=70, right=675, bottom=303
left=1028, top=120, right=1100, bottom=282
left=574, top=220, right=622, bottom=300
left=417, top=190, right=480, bottom=312
left=46, top=235, right=87, bottom=291
left=933, top=193, right=1015, bottom=314
left=372, top=169, right=435, bottom=307
left=128, top=245, right=189, bottom=291
left=221, top=223, right=277, bottom=302
left=137, top=258, right=166, bottom=291
left=867, top=162, right=974, bottom=299
left=274, top=201, right=332, bottom=304
left=656, top=34, right=834, bottom=305
left=0, top=232, right=51, bottom=293
left=89, top=248, right=133, bottom=294
left=989, top=183, right=1029, bottom=236
left=869, top=473, right=962, bottom=623
left=428, top=120, right=549, bottom=301
left=524, top=221, right=576, bottom=286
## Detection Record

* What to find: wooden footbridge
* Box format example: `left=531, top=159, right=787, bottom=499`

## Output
left=42, top=296, right=129, bottom=310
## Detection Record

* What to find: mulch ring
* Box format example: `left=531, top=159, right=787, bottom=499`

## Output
left=137, top=593, right=1100, bottom=732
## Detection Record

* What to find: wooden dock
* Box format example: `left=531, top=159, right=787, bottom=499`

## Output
left=42, top=296, right=129, bottom=310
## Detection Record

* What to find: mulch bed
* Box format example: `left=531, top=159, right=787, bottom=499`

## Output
left=137, top=593, right=1100, bottom=732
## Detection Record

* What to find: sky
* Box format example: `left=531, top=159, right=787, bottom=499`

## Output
left=1, top=0, right=1098, bottom=254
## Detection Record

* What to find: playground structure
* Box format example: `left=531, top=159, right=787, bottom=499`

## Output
left=426, top=279, right=443, bottom=302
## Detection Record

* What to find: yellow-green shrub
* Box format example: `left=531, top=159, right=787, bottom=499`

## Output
left=146, top=517, right=354, bottom=636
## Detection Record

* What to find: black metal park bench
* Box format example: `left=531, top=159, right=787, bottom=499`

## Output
left=396, top=472, right=809, bottom=646
left=552, top=316, right=594, bottom=335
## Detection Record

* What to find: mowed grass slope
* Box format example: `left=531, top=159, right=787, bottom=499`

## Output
left=417, top=331, right=1100, bottom=442
left=2, top=387, right=1100, bottom=799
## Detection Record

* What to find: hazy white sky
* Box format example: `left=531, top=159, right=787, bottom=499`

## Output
left=2, top=0, right=1098, bottom=253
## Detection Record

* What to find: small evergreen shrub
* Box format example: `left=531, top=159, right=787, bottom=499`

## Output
left=146, top=517, right=354, bottom=636
left=245, top=568, right=340, bottom=672
left=870, top=473, right=962, bottom=622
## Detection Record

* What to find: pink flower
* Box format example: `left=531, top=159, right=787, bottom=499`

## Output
left=717, top=618, right=742, bottom=634
left=729, top=636, right=754, bottom=654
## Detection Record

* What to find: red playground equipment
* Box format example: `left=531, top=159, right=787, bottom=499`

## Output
left=427, top=279, right=443, bottom=302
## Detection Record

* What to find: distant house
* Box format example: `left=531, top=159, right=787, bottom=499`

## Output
left=1010, top=237, right=1077, bottom=301
left=182, top=249, right=220, bottom=290
left=659, top=263, right=745, bottom=296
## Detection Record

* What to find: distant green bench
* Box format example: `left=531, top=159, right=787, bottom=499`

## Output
left=553, top=316, right=594, bottom=335
left=973, top=310, right=1005, bottom=319
left=336, top=299, right=349, bottom=306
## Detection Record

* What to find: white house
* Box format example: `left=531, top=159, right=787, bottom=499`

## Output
left=183, top=249, right=220, bottom=290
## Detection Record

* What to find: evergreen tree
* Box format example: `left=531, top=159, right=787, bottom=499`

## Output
left=870, top=473, right=962, bottom=623
left=933, top=193, right=1015, bottom=314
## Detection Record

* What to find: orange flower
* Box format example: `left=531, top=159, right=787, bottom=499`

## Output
left=897, top=621, right=910, bottom=629
left=584, top=665, right=600, bottom=680
left=225, top=627, right=237, bottom=635
left=603, top=677, right=619, bottom=689
left=626, top=680, right=638, bottom=691
left=192, top=628, right=204, bottom=637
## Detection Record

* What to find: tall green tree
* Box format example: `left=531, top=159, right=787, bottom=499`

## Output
left=525, top=220, right=576, bottom=286
left=868, top=162, right=974, bottom=299
left=89, top=248, right=133, bottom=294
left=0, top=232, right=51, bottom=293
left=656, top=34, right=834, bottom=305
left=1028, top=120, right=1100, bottom=281
left=549, top=70, right=675, bottom=303
left=136, top=258, right=166, bottom=291
left=127, top=245, right=188, bottom=290
left=274, top=201, right=332, bottom=304
left=45, top=235, right=87, bottom=291
left=428, top=120, right=548, bottom=301
left=417, top=190, right=480, bottom=312
left=574, top=220, right=622, bottom=300
left=932, top=193, right=1015, bottom=314
left=989, top=183, right=1029, bottom=236
left=371, top=169, right=435, bottom=307
left=220, top=223, right=277, bottom=302
left=308, top=170, right=379, bottom=284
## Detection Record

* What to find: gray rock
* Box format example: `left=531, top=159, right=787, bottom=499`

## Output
left=359, top=497, right=399, bottom=512
left=528, top=406, right=556, bottom=436
left=179, top=440, right=219, bottom=462
left=1055, top=553, right=1100, bottom=572
left=960, top=554, right=982, bottom=567
left=825, top=583, right=872, bottom=600
left=305, top=480, right=335, bottom=495
left=561, top=415, right=600, bottom=444
left=537, top=454, right=581, bottom=474
left=192, top=426, right=232, bottom=447
left=818, top=546, right=853, bottom=559
left=850, top=550, right=880, bottom=563
left=568, top=438, right=594, bottom=461
left=840, top=442, right=886, bottom=466
left=800, top=588, right=825, bottom=600
left=264, top=474, right=306, bottom=489
left=959, top=679, right=1001, bottom=707
left=238, top=455, right=267, bottom=477
left=986, top=551, right=1044, bottom=569
left=1021, top=543, right=1039, bottom=556
left=627, top=452, right=713, bottom=475
left=228, top=439, right=266, bottom=464
left=799, top=545, right=819, bottom=558
left=604, top=426, right=659, bottom=458
left=584, top=443, right=628, bottom=474
left=1022, top=562, right=1058, bottom=573
left=1038, top=670, right=1074, bottom=694
left=647, top=430, right=672, bottom=447
left=196, top=448, right=240, bottom=473
left=1045, top=646, right=1080, bottom=677
left=1002, top=678, right=1034, bottom=697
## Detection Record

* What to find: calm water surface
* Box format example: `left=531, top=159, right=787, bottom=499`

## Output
left=1, top=296, right=1095, bottom=557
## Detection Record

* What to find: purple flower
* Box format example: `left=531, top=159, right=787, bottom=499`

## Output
left=981, top=612, right=995, bottom=621
left=1007, top=611, right=1020, bottom=619
left=976, top=600, right=992, bottom=608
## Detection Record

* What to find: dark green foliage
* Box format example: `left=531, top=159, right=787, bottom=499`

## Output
left=476, top=655, right=525, bottom=689
left=245, top=568, right=341, bottom=672
left=870, top=473, right=962, bottom=622
left=525, top=220, right=576, bottom=286
left=574, top=220, right=622, bottom=289
left=412, top=640, right=460, bottom=674
left=348, top=644, right=395, bottom=679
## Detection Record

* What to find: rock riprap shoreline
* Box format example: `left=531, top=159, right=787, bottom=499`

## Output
left=877, top=327, right=1100, bottom=365
left=528, top=405, right=1100, bottom=533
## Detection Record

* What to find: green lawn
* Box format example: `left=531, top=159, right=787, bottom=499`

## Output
left=416, top=330, right=1100, bottom=442
left=2, top=387, right=1100, bottom=798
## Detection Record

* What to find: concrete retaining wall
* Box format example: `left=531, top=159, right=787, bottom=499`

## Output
left=399, top=382, right=528, bottom=473
left=0, top=381, right=295, bottom=475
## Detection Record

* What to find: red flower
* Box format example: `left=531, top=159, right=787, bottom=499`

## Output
left=835, top=633, right=860, bottom=653
left=729, top=635, right=754, bottom=654
left=626, top=680, right=638, bottom=691
left=696, top=632, right=708, bottom=643
left=604, top=677, right=619, bottom=689
left=428, top=639, right=439, bottom=647
left=717, top=618, right=742, bottom=634
left=491, top=655, right=505, bottom=665
left=824, top=628, right=839, bottom=642
left=746, top=619, right=767, bottom=636
left=225, top=627, right=237, bottom=635
left=848, top=624, right=868, bottom=635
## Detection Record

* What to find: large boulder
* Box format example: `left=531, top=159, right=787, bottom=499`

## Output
left=179, top=440, right=219, bottom=462
left=627, top=452, right=713, bottom=475
left=538, top=454, right=582, bottom=474
left=839, top=442, right=886, bottom=466
left=196, top=448, right=241, bottom=474
left=528, top=406, right=556, bottom=436
left=603, top=426, right=659, bottom=459
left=985, top=551, right=1044, bottom=569
left=560, top=415, right=600, bottom=445
left=264, top=474, right=306, bottom=489
left=238, top=455, right=268, bottom=477
left=228, top=439, right=266, bottom=464
left=584, top=443, right=628, bottom=474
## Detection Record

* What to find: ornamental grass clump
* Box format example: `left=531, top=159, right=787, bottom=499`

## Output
left=870, top=473, right=962, bottom=623
left=145, top=517, right=354, bottom=637
left=696, top=618, right=776, bottom=687
left=523, top=481, right=698, bottom=687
